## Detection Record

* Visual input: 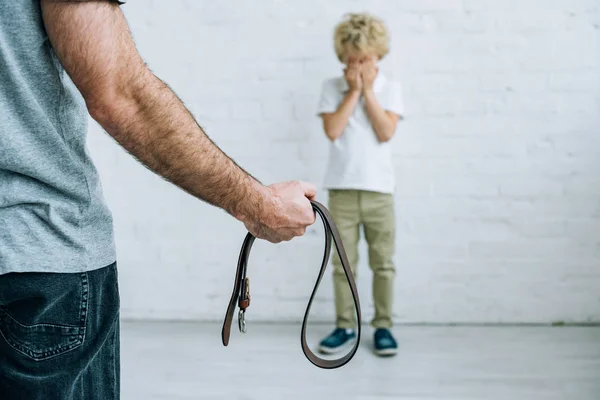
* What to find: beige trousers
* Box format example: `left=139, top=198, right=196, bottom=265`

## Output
left=329, top=189, right=396, bottom=329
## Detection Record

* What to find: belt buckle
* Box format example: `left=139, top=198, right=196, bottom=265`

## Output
left=238, top=309, right=246, bottom=333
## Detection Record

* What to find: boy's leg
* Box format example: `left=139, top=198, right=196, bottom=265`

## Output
left=361, top=191, right=396, bottom=329
left=329, top=189, right=361, bottom=329
left=0, top=263, right=120, bottom=400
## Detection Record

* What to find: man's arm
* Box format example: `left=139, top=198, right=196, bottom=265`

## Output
left=40, top=1, right=315, bottom=243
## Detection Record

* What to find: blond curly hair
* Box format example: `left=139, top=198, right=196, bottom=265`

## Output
left=334, top=13, right=390, bottom=62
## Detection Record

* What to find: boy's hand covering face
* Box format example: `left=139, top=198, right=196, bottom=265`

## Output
left=344, top=62, right=363, bottom=92
left=361, top=59, right=379, bottom=91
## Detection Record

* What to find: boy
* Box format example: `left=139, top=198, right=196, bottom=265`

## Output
left=317, top=13, right=404, bottom=357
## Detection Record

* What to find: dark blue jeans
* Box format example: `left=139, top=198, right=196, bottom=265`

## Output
left=0, top=263, right=120, bottom=399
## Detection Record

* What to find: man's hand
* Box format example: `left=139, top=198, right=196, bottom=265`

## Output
left=243, top=181, right=316, bottom=243
left=362, top=60, right=379, bottom=92
left=40, top=1, right=316, bottom=244
left=344, top=64, right=363, bottom=92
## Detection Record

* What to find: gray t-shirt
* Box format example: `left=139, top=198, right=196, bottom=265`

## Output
left=0, top=1, right=116, bottom=274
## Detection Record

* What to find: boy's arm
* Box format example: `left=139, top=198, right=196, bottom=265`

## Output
left=41, top=1, right=316, bottom=243
left=320, top=66, right=363, bottom=141
left=363, top=91, right=399, bottom=143
left=362, top=62, right=400, bottom=143
left=321, top=90, right=361, bottom=141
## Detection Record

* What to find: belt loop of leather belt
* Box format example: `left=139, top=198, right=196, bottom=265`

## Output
left=221, top=200, right=362, bottom=369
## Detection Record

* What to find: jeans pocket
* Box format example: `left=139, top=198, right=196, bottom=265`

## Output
left=0, top=272, right=88, bottom=362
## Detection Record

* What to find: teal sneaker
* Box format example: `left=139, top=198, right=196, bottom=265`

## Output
left=318, top=328, right=357, bottom=354
left=373, top=328, right=398, bottom=356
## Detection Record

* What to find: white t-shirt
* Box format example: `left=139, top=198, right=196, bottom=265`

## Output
left=317, top=73, right=405, bottom=194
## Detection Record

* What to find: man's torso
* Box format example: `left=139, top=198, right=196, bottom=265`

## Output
left=0, top=1, right=115, bottom=274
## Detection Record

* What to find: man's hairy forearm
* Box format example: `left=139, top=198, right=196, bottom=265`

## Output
left=41, top=1, right=269, bottom=224
left=96, top=72, right=269, bottom=223
left=40, top=1, right=318, bottom=244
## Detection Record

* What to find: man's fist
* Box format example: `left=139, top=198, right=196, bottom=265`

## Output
left=243, top=181, right=316, bottom=243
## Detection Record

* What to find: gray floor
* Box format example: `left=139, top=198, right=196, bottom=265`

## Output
left=121, top=322, right=600, bottom=400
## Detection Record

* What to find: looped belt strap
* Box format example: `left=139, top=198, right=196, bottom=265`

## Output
left=221, top=200, right=361, bottom=369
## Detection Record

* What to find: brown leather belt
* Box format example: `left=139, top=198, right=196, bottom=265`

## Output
left=221, top=200, right=361, bottom=369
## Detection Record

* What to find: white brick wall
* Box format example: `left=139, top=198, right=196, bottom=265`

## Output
left=87, top=0, right=600, bottom=324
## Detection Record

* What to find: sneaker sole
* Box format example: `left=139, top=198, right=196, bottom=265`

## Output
left=374, top=348, right=398, bottom=357
left=318, top=338, right=357, bottom=355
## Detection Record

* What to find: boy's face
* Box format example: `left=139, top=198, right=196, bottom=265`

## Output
left=343, top=52, right=378, bottom=68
